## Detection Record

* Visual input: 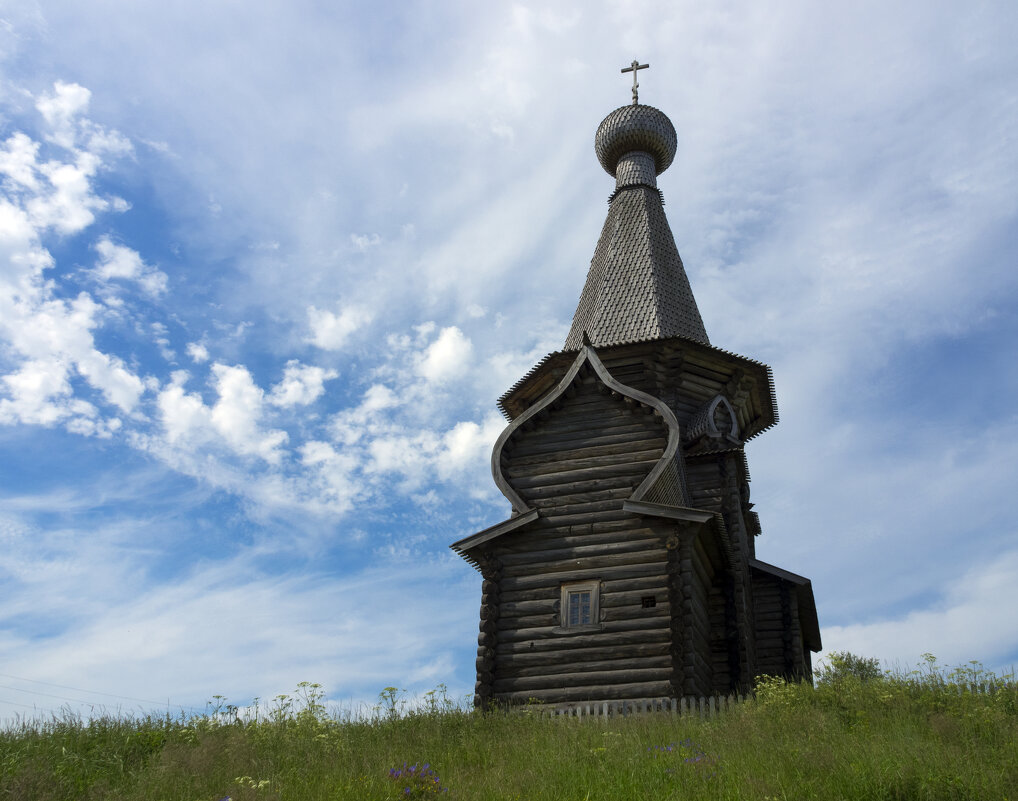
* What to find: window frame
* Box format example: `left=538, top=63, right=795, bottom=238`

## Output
left=559, top=580, right=601, bottom=631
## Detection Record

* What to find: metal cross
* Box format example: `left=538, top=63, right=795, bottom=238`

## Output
left=621, top=60, right=649, bottom=105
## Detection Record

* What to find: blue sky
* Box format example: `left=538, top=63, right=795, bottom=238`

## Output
left=1, top=0, right=1016, bottom=721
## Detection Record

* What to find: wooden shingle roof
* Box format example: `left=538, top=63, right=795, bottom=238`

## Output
left=564, top=104, right=709, bottom=350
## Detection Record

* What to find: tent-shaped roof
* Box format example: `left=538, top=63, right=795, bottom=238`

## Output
left=564, top=104, right=709, bottom=349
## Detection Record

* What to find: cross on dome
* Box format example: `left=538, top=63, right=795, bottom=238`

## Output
left=621, top=60, right=649, bottom=105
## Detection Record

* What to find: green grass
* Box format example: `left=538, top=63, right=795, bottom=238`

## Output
left=1, top=657, right=1015, bottom=801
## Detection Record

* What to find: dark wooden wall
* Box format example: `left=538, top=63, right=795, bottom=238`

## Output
left=489, top=368, right=679, bottom=703
left=751, top=574, right=808, bottom=680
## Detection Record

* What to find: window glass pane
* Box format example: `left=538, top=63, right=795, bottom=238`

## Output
left=568, top=592, right=580, bottom=625
left=567, top=590, right=592, bottom=626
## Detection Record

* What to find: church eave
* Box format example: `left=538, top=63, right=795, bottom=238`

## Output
left=750, top=558, right=822, bottom=652
left=497, top=335, right=779, bottom=441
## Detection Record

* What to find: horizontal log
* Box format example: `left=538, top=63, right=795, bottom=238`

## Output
left=508, top=432, right=668, bottom=459
left=499, top=561, right=664, bottom=592
left=529, top=498, right=629, bottom=517
left=495, top=654, right=672, bottom=680
left=498, top=616, right=667, bottom=643
left=497, top=602, right=670, bottom=631
left=519, top=486, right=632, bottom=509
left=493, top=642, right=670, bottom=668
left=500, top=548, right=666, bottom=578
left=512, top=411, right=660, bottom=440
left=496, top=627, right=669, bottom=655
left=520, top=477, right=640, bottom=503
left=523, top=514, right=662, bottom=538
left=494, top=666, right=670, bottom=694
left=496, top=680, right=674, bottom=705
left=499, top=575, right=668, bottom=604
left=499, top=584, right=669, bottom=618
left=509, top=460, right=658, bottom=491
left=505, top=439, right=667, bottom=466
left=499, top=528, right=664, bottom=554
left=536, top=403, right=655, bottom=428
left=506, top=445, right=664, bottom=472
left=534, top=508, right=637, bottom=527
left=498, top=537, right=664, bottom=568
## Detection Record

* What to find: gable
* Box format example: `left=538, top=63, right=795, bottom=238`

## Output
left=489, top=346, right=685, bottom=516
left=498, top=368, right=668, bottom=517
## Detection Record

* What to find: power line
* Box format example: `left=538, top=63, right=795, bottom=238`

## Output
left=0, top=697, right=61, bottom=715
left=0, top=672, right=206, bottom=713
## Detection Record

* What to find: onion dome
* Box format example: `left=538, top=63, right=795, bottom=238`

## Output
left=595, top=104, right=677, bottom=178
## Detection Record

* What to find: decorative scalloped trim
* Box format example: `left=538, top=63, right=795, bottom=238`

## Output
left=497, top=336, right=777, bottom=442
left=490, top=345, right=682, bottom=515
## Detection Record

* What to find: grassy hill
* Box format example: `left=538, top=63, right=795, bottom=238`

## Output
left=1, top=655, right=1015, bottom=800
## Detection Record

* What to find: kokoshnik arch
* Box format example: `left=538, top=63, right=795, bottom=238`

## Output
left=451, top=64, right=821, bottom=708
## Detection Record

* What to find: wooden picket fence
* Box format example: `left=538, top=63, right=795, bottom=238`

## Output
left=532, top=694, right=746, bottom=720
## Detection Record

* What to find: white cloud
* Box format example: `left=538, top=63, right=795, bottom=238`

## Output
left=350, top=232, right=381, bottom=252
left=157, top=370, right=212, bottom=446
left=155, top=366, right=288, bottom=464
left=93, top=236, right=168, bottom=296
left=820, top=549, right=1018, bottom=673
left=186, top=342, right=209, bottom=363
left=0, top=132, right=41, bottom=190
left=268, top=360, right=338, bottom=407
left=0, top=359, right=73, bottom=426
left=299, top=440, right=360, bottom=514
left=415, top=326, right=472, bottom=383
left=436, top=414, right=504, bottom=479
left=307, top=305, right=372, bottom=350
left=0, top=552, right=477, bottom=721
left=209, top=363, right=288, bottom=463
left=35, top=80, right=91, bottom=149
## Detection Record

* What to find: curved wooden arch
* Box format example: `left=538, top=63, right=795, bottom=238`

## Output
left=490, top=345, right=682, bottom=514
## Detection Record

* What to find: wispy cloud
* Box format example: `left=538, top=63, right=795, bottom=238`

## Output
left=1, top=0, right=1016, bottom=722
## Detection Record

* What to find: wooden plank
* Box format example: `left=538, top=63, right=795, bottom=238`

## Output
left=534, top=508, right=637, bottom=527
left=498, top=537, right=664, bottom=567
left=494, top=667, right=671, bottom=693
left=500, top=548, right=666, bottom=577
left=499, top=575, right=667, bottom=604
left=496, top=628, right=669, bottom=654
left=498, top=601, right=670, bottom=631
left=509, top=460, right=658, bottom=491
left=499, top=561, right=664, bottom=591
left=493, top=642, right=670, bottom=666
left=508, top=432, right=667, bottom=459
left=497, top=616, right=668, bottom=643
left=505, top=438, right=668, bottom=466
left=513, top=412, right=660, bottom=440
left=495, top=655, right=672, bottom=679
left=496, top=680, right=673, bottom=704
left=507, top=453, right=663, bottom=482
left=499, top=527, right=664, bottom=553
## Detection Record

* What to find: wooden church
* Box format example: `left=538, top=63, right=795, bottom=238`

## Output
left=451, top=71, right=820, bottom=708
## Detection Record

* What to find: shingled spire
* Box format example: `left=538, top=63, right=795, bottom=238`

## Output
left=564, top=103, right=709, bottom=349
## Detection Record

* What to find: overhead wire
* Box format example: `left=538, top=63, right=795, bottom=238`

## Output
left=0, top=671, right=208, bottom=714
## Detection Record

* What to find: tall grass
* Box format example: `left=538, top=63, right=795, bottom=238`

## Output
left=1, top=657, right=1015, bottom=800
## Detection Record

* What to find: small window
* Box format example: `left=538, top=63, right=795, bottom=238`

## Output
left=560, top=580, right=600, bottom=630
left=567, top=589, right=592, bottom=625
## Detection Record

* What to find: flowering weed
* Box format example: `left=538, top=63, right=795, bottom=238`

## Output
left=387, top=762, right=448, bottom=796
left=648, top=738, right=718, bottom=779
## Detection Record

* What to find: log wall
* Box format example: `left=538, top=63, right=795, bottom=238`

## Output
left=751, top=574, right=809, bottom=680
left=491, top=369, right=678, bottom=704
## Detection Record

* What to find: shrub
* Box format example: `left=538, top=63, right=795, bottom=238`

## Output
left=815, top=651, right=883, bottom=685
